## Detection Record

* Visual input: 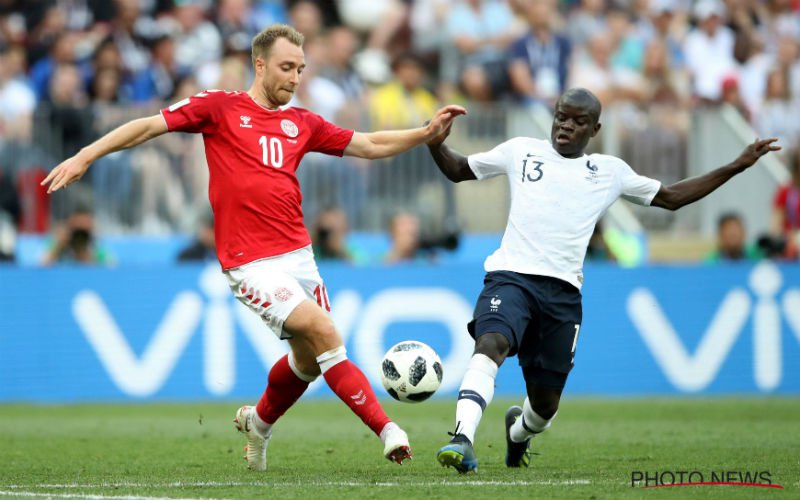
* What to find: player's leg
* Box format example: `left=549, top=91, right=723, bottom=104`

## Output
left=506, top=276, right=581, bottom=467
left=437, top=332, right=509, bottom=473
left=283, top=300, right=411, bottom=464
left=250, top=336, right=320, bottom=436
left=505, top=369, right=565, bottom=467
left=455, top=332, right=510, bottom=444
left=438, top=271, right=531, bottom=473
left=226, top=263, right=321, bottom=471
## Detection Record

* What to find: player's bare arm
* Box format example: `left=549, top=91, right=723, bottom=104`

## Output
left=427, top=142, right=476, bottom=183
left=343, top=104, right=466, bottom=159
left=651, top=138, right=781, bottom=211
left=41, top=114, right=168, bottom=193
left=424, top=117, right=476, bottom=183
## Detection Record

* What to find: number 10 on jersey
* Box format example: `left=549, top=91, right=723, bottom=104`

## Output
left=259, top=136, right=284, bottom=168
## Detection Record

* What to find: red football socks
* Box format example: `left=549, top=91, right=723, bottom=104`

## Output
left=323, top=359, right=391, bottom=436
left=255, top=354, right=309, bottom=425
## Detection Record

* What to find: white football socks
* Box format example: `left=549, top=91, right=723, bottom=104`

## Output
left=454, top=353, right=498, bottom=444
left=509, top=396, right=556, bottom=443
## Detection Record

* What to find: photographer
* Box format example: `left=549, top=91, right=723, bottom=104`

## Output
left=311, top=207, right=358, bottom=263
left=42, top=206, right=111, bottom=265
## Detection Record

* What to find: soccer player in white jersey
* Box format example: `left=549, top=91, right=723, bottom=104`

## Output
left=426, top=88, right=780, bottom=473
left=41, top=24, right=466, bottom=470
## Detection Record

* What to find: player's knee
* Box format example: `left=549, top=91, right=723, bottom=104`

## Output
left=307, top=316, right=341, bottom=350
left=291, top=349, right=322, bottom=377
left=474, top=333, right=510, bottom=366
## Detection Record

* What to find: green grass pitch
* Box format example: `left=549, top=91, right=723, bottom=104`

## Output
left=1, top=398, right=798, bottom=499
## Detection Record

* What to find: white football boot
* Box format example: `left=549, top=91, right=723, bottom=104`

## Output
left=234, top=405, right=271, bottom=471
left=382, top=424, right=412, bottom=464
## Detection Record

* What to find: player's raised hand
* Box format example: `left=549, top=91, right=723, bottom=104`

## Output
left=425, top=105, right=467, bottom=145
left=41, top=154, right=92, bottom=194
left=736, top=138, right=781, bottom=169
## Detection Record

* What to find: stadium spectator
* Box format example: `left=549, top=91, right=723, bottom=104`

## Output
left=719, top=75, right=751, bottom=120
left=83, top=38, right=128, bottom=98
left=774, top=35, right=800, bottom=101
left=409, top=0, right=451, bottom=56
left=38, top=64, right=94, bottom=160
left=369, top=53, right=438, bottom=130
left=0, top=43, right=36, bottom=142
left=566, top=0, right=607, bottom=49
left=24, top=5, right=71, bottom=67
left=130, top=34, right=181, bottom=103
left=639, top=0, right=685, bottom=71
left=311, top=206, right=358, bottom=263
left=28, top=30, right=79, bottom=100
left=507, top=0, right=571, bottom=106
left=443, top=0, right=520, bottom=103
left=42, top=206, right=111, bottom=265
left=425, top=87, right=780, bottom=473
left=384, top=211, right=423, bottom=264
left=568, top=31, right=643, bottom=105
left=704, top=212, right=763, bottom=262
left=177, top=211, right=216, bottom=262
left=585, top=221, right=617, bottom=262
left=606, top=7, right=645, bottom=73
left=108, top=0, right=151, bottom=77
left=169, top=0, right=223, bottom=75
left=41, top=24, right=465, bottom=470
left=288, top=0, right=323, bottom=41
left=317, top=26, right=364, bottom=101
left=771, top=148, right=800, bottom=259
left=639, top=39, right=688, bottom=106
left=0, top=168, right=19, bottom=262
left=731, top=33, right=772, bottom=116
left=215, top=0, right=261, bottom=44
left=755, top=68, right=800, bottom=147
left=683, top=0, right=736, bottom=102
left=338, top=0, right=406, bottom=52
left=290, top=36, right=347, bottom=121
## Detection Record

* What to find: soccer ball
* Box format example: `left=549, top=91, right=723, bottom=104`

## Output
left=380, top=341, right=443, bottom=403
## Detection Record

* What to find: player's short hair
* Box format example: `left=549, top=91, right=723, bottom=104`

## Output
left=559, top=88, right=602, bottom=124
left=251, top=24, right=304, bottom=66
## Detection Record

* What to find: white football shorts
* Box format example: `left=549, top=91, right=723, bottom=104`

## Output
left=223, top=245, right=331, bottom=339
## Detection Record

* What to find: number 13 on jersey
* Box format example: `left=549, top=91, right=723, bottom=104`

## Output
left=259, top=135, right=284, bottom=168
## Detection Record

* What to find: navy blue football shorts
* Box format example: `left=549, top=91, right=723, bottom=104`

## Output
left=467, top=271, right=583, bottom=380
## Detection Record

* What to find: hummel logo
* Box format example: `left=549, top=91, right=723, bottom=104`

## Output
left=240, top=115, right=253, bottom=128
left=350, top=390, right=367, bottom=405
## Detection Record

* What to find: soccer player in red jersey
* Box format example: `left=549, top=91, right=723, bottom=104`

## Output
left=42, top=24, right=466, bottom=470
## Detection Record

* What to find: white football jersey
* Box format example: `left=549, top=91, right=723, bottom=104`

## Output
left=468, top=137, right=661, bottom=290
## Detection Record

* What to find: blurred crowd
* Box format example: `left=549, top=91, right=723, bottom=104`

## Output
left=0, top=0, right=799, bottom=265
left=3, top=0, right=800, bottom=125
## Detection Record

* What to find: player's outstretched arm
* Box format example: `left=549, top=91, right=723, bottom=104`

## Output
left=343, top=105, right=466, bottom=159
left=41, top=114, right=169, bottom=193
left=426, top=142, right=476, bottom=183
left=651, top=137, right=780, bottom=211
left=424, top=117, right=476, bottom=183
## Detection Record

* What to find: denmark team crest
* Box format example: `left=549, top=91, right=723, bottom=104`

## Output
left=281, top=119, right=299, bottom=137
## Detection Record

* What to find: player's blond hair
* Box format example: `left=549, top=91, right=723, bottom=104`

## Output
left=251, top=24, right=305, bottom=66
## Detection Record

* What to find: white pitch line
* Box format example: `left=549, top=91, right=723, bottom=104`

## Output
left=0, top=492, right=235, bottom=500
left=2, top=479, right=591, bottom=489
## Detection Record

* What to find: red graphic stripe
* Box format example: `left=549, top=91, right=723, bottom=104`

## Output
left=643, top=482, right=783, bottom=489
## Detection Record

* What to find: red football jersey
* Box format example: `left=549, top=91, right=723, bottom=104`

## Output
left=160, top=90, right=355, bottom=269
